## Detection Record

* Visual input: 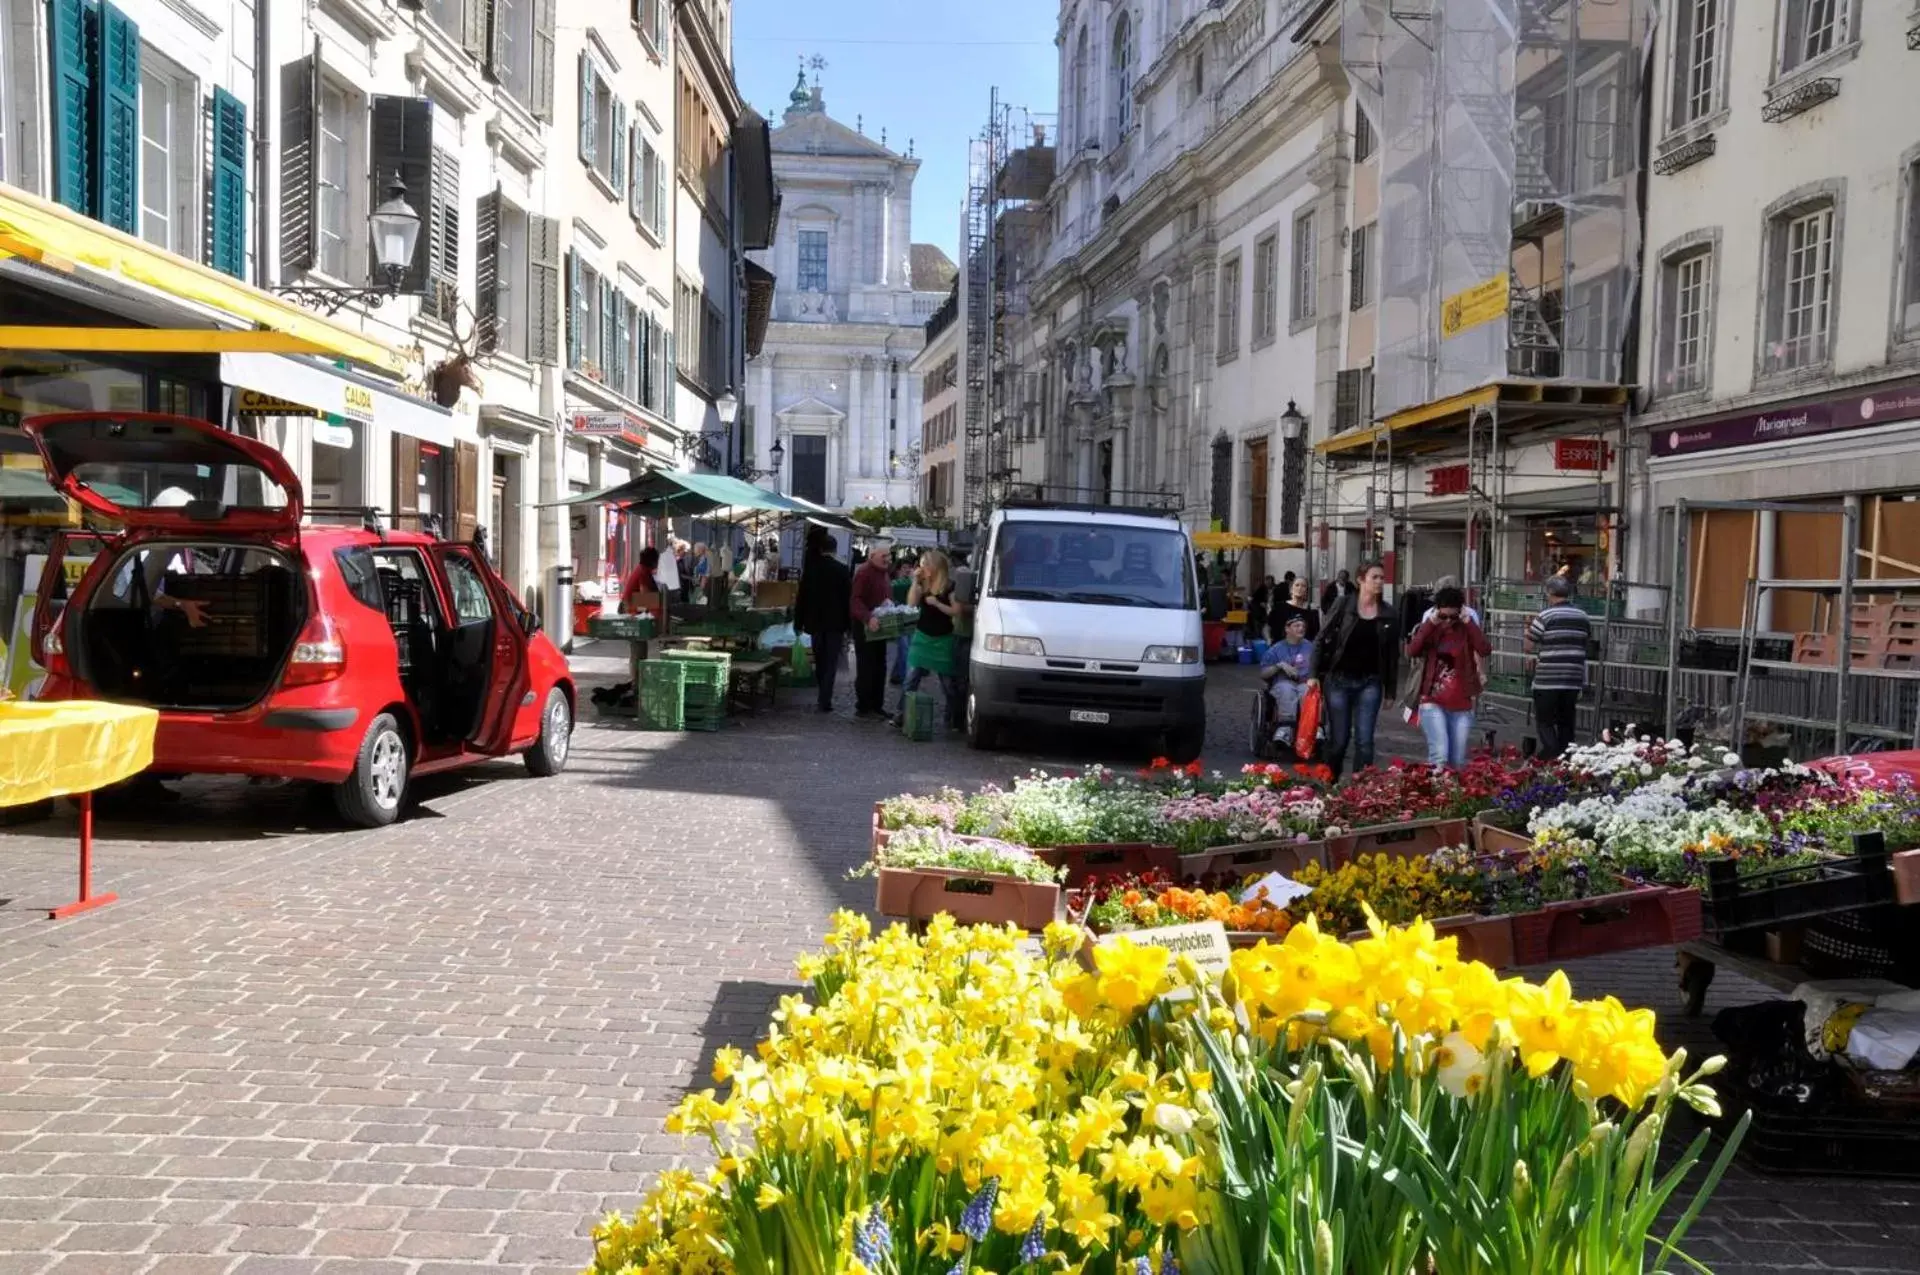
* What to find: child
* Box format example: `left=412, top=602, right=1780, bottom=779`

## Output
left=1260, top=613, right=1315, bottom=743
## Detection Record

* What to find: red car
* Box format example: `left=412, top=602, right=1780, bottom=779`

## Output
left=23, top=411, right=576, bottom=827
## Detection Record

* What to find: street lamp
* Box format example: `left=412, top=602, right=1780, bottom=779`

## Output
left=715, top=390, right=741, bottom=427
left=276, top=176, right=422, bottom=315
left=1280, top=399, right=1306, bottom=441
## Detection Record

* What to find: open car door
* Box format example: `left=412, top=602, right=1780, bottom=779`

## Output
left=435, top=545, right=529, bottom=755
left=23, top=412, right=302, bottom=537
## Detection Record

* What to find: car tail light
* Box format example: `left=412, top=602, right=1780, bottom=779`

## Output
left=42, top=617, right=70, bottom=677
left=282, top=614, right=346, bottom=688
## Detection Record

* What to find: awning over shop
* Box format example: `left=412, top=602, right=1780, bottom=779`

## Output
left=1192, top=531, right=1303, bottom=551
left=219, top=353, right=454, bottom=449
left=0, top=183, right=408, bottom=375
left=744, top=261, right=776, bottom=359
left=541, top=468, right=798, bottom=518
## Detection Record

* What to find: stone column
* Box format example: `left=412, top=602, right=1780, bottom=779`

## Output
left=754, top=355, right=777, bottom=471
left=847, top=356, right=867, bottom=492
left=869, top=357, right=889, bottom=479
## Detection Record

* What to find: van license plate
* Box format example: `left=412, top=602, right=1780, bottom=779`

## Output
left=1069, top=709, right=1110, bottom=725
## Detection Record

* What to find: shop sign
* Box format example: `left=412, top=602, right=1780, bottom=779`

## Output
left=340, top=384, right=376, bottom=423
left=1426, top=463, right=1471, bottom=496
left=235, top=390, right=320, bottom=418
left=1553, top=438, right=1612, bottom=471
left=1441, top=272, right=1509, bottom=341
left=1096, top=921, right=1231, bottom=976
left=1651, top=377, right=1920, bottom=458
left=569, top=409, right=649, bottom=449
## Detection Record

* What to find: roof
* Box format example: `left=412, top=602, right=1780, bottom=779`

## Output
left=771, top=108, right=904, bottom=161
left=994, top=505, right=1185, bottom=532
left=911, top=244, right=957, bottom=292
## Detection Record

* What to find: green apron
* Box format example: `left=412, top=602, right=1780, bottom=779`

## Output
left=907, top=629, right=956, bottom=676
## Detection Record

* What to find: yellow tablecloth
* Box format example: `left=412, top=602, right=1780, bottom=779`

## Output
left=0, top=700, right=158, bottom=808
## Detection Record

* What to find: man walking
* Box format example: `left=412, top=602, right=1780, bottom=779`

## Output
left=793, top=527, right=851, bottom=713
left=1526, top=575, right=1590, bottom=759
left=850, top=542, right=893, bottom=720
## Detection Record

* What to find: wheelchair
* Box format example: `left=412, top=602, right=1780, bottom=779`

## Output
left=1248, top=677, right=1321, bottom=762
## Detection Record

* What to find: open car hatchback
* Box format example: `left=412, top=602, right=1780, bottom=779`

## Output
left=24, top=411, right=576, bottom=827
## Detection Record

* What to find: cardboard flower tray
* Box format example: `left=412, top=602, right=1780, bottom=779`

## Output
left=873, top=865, right=1063, bottom=930
left=1325, top=818, right=1470, bottom=867
left=1178, top=840, right=1326, bottom=883
left=1508, top=880, right=1703, bottom=966
left=1033, top=843, right=1183, bottom=890
left=1472, top=812, right=1533, bottom=856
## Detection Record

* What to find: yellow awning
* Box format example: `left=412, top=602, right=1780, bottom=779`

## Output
left=1191, top=531, right=1303, bottom=552
left=0, top=182, right=408, bottom=375
left=1316, top=385, right=1500, bottom=457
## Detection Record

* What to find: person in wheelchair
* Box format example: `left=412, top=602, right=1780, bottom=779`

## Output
left=1259, top=612, right=1316, bottom=745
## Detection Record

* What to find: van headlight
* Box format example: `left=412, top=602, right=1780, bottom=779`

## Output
left=984, top=634, right=1045, bottom=656
left=1142, top=645, right=1200, bottom=664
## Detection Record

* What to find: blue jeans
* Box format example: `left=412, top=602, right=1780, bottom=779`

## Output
left=1324, top=673, right=1383, bottom=777
left=1419, top=703, right=1476, bottom=768
left=900, top=666, right=960, bottom=728
left=890, top=634, right=911, bottom=683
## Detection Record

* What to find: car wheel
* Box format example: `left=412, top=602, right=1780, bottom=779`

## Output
left=1165, top=722, right=1206, bottom=766
left=524, top=687, right=573, bottom=777
left=965, top=690, right=999, bottom=752
left=333, top=713, right=408, bottom=828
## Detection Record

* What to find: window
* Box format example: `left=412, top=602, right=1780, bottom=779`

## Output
left=1350, top=223, right=1373, bottom=311
left=424, top=0, right=464, bottom=38
left=632, top=133, right=666, bottom=237
left=789, top=434, right=828, bottom=504
left=1071, top=26, right=1089, bottom=149
left=1290, top=210, right=1317, bottom=324
left=442, top=553, right=495, bottom=623
left=1766, top=204, right=1835, bottom=372
left=1777, top=0, right=1845, bottom=76
left=317, top=80, right=356, bottom=280
left=1354, top=106, right=1375, bottom=162
left=579, top=55, right=625, bottom=194
left=497, top=199, right=531, bottom=356
left=633, top=0, right=670, bottom=54
left=1579, top=69, right=1621, bottom=188
left=1111, top=15, right=1134, bottom=140
left=675, top=278, right=708, bottom=393
left=797, top=229, right=829, bottom=292
left=1670, top=0, right=1722, bottom=128
left=571, top=254, right=606, bottom=372
left=1902, top=161, right=1920, bottom=338
left=1215, top=254, right=1241, bottom=360
left=494, top=0, right=534, bottom=103
left=137, top=52, right=197, bottom=257
left=704, top=298, right=727, bottom=394
left=677, top=71, right=726, bottom=217
left=1661, top=248, right=1713, bottom=394
left=1251, top=232, right=1279, bottom=345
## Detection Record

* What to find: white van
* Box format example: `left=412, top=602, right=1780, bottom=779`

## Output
left=965, top=503, right=1206, bottom=760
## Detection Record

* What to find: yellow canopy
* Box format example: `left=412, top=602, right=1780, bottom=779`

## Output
left=0, top=182, right=409, bottom=375
left=1191, top=531, right=1303, bottom=552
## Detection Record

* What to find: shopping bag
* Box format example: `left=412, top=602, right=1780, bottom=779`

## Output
left=790, top=639, right=812, bottom=680
left=760, top=622, right=798, bottom=651
left=1294, top=685, right=1323, bottom=762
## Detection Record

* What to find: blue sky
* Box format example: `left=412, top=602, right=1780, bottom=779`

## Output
left=732, top=0, right=1060, bottom=254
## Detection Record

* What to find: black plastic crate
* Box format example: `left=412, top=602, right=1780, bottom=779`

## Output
left=1719, top=1085, right=1920, bottom=1181
left=1701, top=832, right=1893, bottom=937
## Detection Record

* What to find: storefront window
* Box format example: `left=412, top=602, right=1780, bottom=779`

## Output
left=311, top=421, right=364, bottom=509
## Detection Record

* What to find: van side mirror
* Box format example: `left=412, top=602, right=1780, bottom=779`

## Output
left=953, top=566, right=976, bottom=606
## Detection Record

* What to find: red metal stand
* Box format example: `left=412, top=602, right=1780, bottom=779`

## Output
left=48, top=792, right=117, bottom=920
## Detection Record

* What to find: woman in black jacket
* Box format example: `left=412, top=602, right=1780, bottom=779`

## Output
left=1309, top=561, right=1399, bottom=778
left=792, top=527, right=852, bottom=712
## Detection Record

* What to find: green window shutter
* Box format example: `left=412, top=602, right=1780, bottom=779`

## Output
left=610, top=99, right=626, bottom=195
left=577, top=54, right=594, bottom=164
left=474, top=187, right=501, bottom=353
left=48, top=0, right=91, bottom=215
left=531, top=0, right=556, bottom=121
left=566, top=249, right=583, bottom=368
left=209, top=88, right=247, bottom=278
left=370, top=95, right=434, bottom=293
left=93, top=1, right=140, bottom=233
left=627, top=122, right=643, bottom=223
left=530, top=213, right=560, bottom=364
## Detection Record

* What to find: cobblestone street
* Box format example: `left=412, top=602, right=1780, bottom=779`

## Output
left=0, top=649, right=1913, bottom=1274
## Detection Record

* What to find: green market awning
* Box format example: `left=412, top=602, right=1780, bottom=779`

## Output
left=542, top=469, right=796, bottom=518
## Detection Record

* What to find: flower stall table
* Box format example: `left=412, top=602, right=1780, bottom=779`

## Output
left=0, top=700, right=157, bottom=919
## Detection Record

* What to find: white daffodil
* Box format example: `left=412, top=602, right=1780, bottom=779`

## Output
left=1433, top=1032, right=1489, bottom=1100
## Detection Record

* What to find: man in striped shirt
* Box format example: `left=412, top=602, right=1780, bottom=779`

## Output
left=1526, top=576, right=1591, bottom=760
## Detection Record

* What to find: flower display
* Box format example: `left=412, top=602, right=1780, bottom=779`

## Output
left=588, top=913, right=1738, bottom=1275
left=856, top=827, right=1066, bottom=885
left=1288, top=853, right=1479, bottom=935
left=1157, top=788, right=1323, bottom=855
left=1075, top=870, right=1295, bottom=937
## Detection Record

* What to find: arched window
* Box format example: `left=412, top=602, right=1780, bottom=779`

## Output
left=1072, top=26, right=1090, bottom=150
left=1112, top=14, right=1134, bottom=139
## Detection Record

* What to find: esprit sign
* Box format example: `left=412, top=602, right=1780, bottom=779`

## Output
left=1553, top=438, right=1612, bottom=471
left=1426, top=464, right=1471, bottom=496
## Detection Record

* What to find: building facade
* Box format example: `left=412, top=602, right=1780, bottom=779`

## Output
left=744, top=74, right=952, bottom=515
left=911, top=284, right=961, bottom=518
left=1629, top=1, right=1920, bottom=631
left=997, top=0, right=1343, bottom=583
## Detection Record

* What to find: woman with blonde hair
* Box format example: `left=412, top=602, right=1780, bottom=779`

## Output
left=898, top=548, right=963, bottom=730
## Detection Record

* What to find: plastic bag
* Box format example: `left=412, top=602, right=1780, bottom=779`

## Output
left=1294, top=685, right=1323, bottom=762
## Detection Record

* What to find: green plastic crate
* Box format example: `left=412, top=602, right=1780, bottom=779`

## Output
left=902, top=691, right=938, bottom=742
left=587, top=613, right=656, bottom=642
left=636, top=660, right=687, bottom=731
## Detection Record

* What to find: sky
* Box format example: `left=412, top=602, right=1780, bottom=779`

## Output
left=732, top=0, right=1060, bottom=255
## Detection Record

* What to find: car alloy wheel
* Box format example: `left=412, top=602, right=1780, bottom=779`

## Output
left=544, top=694, right=570, bottom=768
left=369, top=729, right=405, bottom=812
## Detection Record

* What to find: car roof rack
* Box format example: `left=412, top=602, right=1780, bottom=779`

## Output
left=303, top=508, right=445, bottom=541
left=996, top=498, right=1178, bottom=520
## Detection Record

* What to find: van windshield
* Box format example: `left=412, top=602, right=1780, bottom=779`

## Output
left=988, top=521, right=1196, bottom=610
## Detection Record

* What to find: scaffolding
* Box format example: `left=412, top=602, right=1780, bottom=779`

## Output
left=955, top=89, right=1056, bottom=529
left=1326, top=0, right=1650, bottom=589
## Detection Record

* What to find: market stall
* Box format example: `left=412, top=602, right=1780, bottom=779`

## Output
left=0, top=699, right=158, bottom=918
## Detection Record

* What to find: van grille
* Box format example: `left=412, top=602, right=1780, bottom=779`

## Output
left=1013, top=671, right=1164, bottom=714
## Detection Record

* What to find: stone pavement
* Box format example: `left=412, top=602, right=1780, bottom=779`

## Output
left=0, top=651, right=1911, bottom=1274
